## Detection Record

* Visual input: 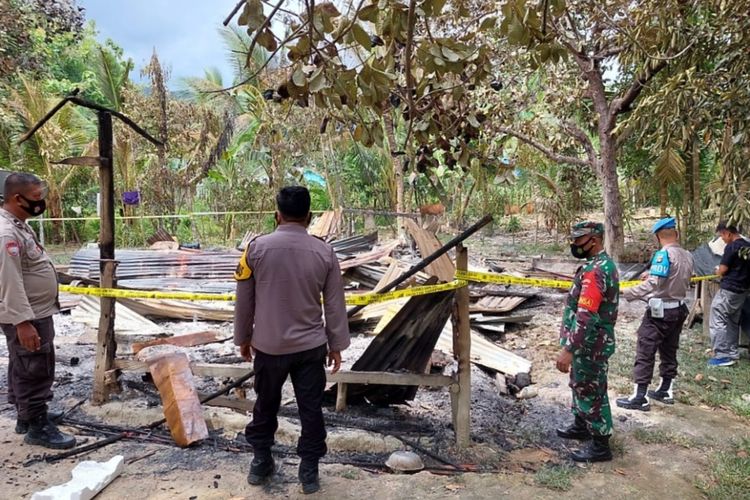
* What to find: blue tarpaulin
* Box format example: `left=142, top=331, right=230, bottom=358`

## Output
left=303, top=170, right=326, bottom=187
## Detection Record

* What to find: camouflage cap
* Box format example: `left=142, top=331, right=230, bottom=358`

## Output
left=570, top=221, right=604, bottom=239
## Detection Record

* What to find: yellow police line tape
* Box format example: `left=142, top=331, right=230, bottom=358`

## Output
left=455, top=270, right=572, bottom=289
left=344, top=279, right=468, bottom=305
left=59, top=272, right=719, bottom=305
left=455, top=270, right=719, bottom=290
left=59, top=285, right=236, bottom=302
left=59, top=280, right=469, bottom=306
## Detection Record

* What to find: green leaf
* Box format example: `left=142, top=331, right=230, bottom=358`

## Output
left=352, top=23, right=372, bottom=49
left=358, top=4, right=379, bottom=22
left=432, top=0, right=448, bottom=15
left=287, top=36, right=311, bottom=61
left=480, top=16, right=497, bottom=31
left=316, top=2, right=341, bottom=18
left=508, top=20, right=525, bottom=44
left=292, top=66, right=306, bottom=87
left=441, top=47, right=461, bottom=62
left=256, top=28, right=278, bottom=52
left=309, top=67, right=329, bottom=92
left=353, top=123, right=364, bottom=142
left=239, top=0, right=265, bottom=31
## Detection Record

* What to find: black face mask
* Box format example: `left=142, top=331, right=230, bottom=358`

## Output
left=18, top=194, right=47, bottom=216
left=570, top=238, right=592, bottom=259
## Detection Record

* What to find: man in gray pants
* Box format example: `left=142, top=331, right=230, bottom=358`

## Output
left=708, top=221, right=750, bottom=367
left=0, top=173, right=75, bottom=449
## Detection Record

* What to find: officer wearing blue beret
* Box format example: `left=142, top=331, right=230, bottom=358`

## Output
left=616, top=217, right=694, bottom=411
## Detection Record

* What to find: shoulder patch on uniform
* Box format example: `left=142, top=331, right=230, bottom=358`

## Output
left=578, top=270, right=603, bottom=312
left=234, top=247, right=253, bottom=281
left=649, top=249, right=670, bottom=278
left=5, top=241, right=20, bottom=257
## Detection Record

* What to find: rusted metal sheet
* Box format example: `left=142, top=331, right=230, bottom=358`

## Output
left=71, top=296, right=163, bottom=336
left=435, top=322, right=532, bottom=377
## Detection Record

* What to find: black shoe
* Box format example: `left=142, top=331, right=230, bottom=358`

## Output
left=647, top=389, right=674, bottom=405
left=299, top=460, right=320, bottom=495
left=616, top=395, right=651, bottom=411
left=15, top=409, right=65, bottom=435
left=23, top=414, right=76, bottom=450
left=616, top=384, right=650, bottom=411
left=556, top=415, right=591, bottom=440
left=247, top=455, right=275, bottom=485
left=571, top=435, right=613, bottom=463
left=648, top=377, right=674, bottom=404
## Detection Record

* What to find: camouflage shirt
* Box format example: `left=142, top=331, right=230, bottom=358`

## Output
left=559, top=251, right=619, bottom=358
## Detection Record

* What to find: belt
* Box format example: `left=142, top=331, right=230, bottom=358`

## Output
left=661, top=300, right=685, bottom=309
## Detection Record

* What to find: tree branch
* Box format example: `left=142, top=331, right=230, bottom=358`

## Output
left=610, top=60, right=668, bottom=116
left=592, top=46, right=624, bottom=60
left=402, top=0, right=418, bottom=150
left=223, top=0, right=247, bottom=26
left=246, top=0, right=286, bottom=61
left=496, top=127, right=590, bottom=167
left=560, top=120, right=596, bottom=163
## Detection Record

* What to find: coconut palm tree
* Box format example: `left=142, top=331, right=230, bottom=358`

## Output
left=7, top=75, right=93, bottom=241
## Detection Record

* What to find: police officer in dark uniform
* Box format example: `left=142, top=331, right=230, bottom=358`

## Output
left=616, top=217, right=693, bottom=410
left=0, top=173, right=75, bottom=449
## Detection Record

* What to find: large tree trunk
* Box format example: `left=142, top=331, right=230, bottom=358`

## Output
left=599, top=138, right=625, bottom=259
left=384, top=114, right=405, bottom=239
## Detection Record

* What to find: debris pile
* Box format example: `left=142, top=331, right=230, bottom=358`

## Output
left=57, top=211, right=569, bottom=453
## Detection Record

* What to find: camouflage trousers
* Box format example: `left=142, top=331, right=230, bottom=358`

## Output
left=569, top=354, right=613, bottom=437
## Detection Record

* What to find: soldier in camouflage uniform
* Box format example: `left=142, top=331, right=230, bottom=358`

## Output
left=555, top=221, right=619, bottom=462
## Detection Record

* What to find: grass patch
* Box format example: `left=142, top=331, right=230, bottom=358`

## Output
left=632, top=428, right=697, bottom=448
left=609, top=434, right=627, bottom=458
left=609, top=335, right=637, bottom=381
left=674, top=328, right=750, bottom=419
left=515, top=427, right=545, bottom=447
left=516, top=241, right=565, bottom=256
left=339, top=468, right=361, bottom=480
left=697, top=438, right=750, bottom=499
left=610, top=325, right=750, bottom=419
left=534, top=464, right=578, bottom=491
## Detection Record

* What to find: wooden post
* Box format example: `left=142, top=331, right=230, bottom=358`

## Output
left=451, top=244, right=471, bottom=447
left=92, top=111, right=118, bottom=405
left=702, top=280, right=720, bottom=339
left=335, top=383, right=348, bottom=412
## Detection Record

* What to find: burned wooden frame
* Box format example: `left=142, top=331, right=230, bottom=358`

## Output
left=19, top=88, right=164, bottom=405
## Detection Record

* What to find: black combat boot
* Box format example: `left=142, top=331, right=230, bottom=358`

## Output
left=298, top=459, right=320, bottom=494
left=556, top=415, right=591, bottom=440
left=616, top=383, right=650, bottom=411
left=247, top=450, right=275, bottom=485
left=647, top=377, right=674, bottom=405
left=15, top=409, right=65, bottom=435
left=23, top=413, right=76, bottom=450
left=571, top=435, right=613, bottom=463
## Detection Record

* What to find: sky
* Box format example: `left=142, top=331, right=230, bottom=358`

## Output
left=78, top=0, right=240, bottom=87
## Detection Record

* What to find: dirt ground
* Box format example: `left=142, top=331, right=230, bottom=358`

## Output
left=1, top=219, right=749, bottom=499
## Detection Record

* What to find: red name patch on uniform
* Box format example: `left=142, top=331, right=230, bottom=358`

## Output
left=578, top=270, right=602, bottom=312
left=5, top=241, right=20, bottom=257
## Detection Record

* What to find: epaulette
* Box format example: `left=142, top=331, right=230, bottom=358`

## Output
left=234, top=236, right=260, bottom=281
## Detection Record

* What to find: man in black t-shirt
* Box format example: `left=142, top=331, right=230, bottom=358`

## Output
left=708, top=221, right=750, bottom=367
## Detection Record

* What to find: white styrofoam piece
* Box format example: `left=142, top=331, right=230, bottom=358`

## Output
left=31, top=455, right=125, bottom=500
